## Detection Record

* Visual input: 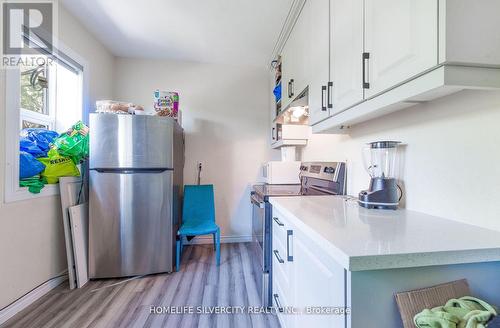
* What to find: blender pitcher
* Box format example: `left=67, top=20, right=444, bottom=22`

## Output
left=359, top=141, right=401, bottom=210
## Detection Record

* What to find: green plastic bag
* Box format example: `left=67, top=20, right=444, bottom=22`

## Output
left=19, top=175, right=46, bottom=194
left=52, top=121, right=89, bottom=164
left=37, top=148, right=80, bottom=184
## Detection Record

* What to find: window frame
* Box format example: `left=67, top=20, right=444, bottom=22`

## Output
left=4, top=41, right=89, bottom=203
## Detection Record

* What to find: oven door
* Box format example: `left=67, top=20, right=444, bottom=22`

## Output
left=251, top=192, right=270, bottom=307
left=251, top=193, right=265, bottom=256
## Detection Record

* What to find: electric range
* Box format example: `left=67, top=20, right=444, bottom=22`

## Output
left=250, top=161, right=346, bottom=307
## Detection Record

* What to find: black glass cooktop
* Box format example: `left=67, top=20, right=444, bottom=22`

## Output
left=253, top=184, right=304, bottom=198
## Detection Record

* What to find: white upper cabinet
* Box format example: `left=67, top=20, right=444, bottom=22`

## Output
left=306, top=0, right=331, bottom=125
left=280, top=40, right=293, bottom=110
left=439, top=0, right=500, bottom=66
left=274, top=0, right=500, bottom=132
left=291, top=3, right=309, bottom=99
left=281, top=3, right=310, bottom=109
left=331, top=0, right=364, bottom=114
left=363, top=0, right=438, bottom=98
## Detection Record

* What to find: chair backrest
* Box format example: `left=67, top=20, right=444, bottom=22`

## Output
left=182, top=185, right=215, bottom=224
left=395, top=279, right=471, bottom=328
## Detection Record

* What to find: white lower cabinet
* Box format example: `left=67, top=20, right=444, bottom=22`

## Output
left=272, top=212, right=294, bottom=328
left=272, top=208, right=346, bottom=328
left=293, top=234, right=346, bottom=328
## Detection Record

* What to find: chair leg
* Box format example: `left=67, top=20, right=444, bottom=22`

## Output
left=215, top=228, right=221, bottom=266
left=176, top=236, right=182, bottom=272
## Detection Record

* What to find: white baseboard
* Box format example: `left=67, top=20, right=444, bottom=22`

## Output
left=0, top=271, right=68, bottom=326
left=184, top=235, right=252, bottom=245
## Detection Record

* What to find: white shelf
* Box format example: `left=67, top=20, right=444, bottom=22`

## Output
left=271, top=139, right=307, bottom=149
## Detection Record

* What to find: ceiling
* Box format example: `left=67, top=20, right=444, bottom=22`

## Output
left=61, top=0, right=292, bottom=67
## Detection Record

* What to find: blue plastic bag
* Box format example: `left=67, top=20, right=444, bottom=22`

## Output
left=273, top=82, right=282, bottom=102
left=20, top=128, right=59, bottom=153
left=20, top=137, right=46, bottom=157
left=20, top=151, right=46, bottom=179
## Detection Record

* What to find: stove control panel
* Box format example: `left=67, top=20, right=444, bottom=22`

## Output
left=301, top=164, right=336, bottom=174
left=324, top=166, right=336, bottom=174
left=300, top=162, right=345, bottom=183
left=299, top=162, right=347, bottom=195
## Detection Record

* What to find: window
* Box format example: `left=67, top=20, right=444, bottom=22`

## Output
left=20, top=64, right=48, bottom=114
left=19, top=62, right=54, bottom=131
left=18, top=58, right=83, bottom=133
left=4, top=46, right=87, bottom=202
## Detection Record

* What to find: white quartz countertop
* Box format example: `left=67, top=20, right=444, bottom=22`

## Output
left=270, top=196, right=500, bottom=271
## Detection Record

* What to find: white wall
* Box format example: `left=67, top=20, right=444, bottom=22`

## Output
left=301, top=90, right=500, bottom=231
left=0, top=4, right=115, bottom=309
left=57, top=5, right=115, bottom=117
left=113, top=58, right=272, bottom=240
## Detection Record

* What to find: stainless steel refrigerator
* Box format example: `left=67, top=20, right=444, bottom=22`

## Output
left=88, top=113, right=184, bottom=278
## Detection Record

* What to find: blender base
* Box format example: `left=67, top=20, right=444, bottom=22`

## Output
left=358, top=177, right=400, bottom=210
left=358, top=199, right=399, bottom=210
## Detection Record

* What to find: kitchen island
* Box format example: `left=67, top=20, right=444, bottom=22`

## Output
left=269, top=195, right=500, bottom=328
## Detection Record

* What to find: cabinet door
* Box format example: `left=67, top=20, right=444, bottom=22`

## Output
left=291, top=3, right=310, bottom=100
left=272, top=210, right=295, bottom=328
left=331, top=0, right=364, bottom=114
left=280, top=41, right=294, bottom=110
left=293, top=233, right=346, bottom=328
left=364, top=0, right=438, bottom=98
left=306, top=0, right=330, bottom=125
left=280, top=2, right=310, bottom=110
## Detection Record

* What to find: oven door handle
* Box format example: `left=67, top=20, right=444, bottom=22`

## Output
left=273, top=293, right=284, bottom=313
left=251, top=194, right=265, bottom=208
left=273, top=217, right=284, bottom=227
left=273, top=250, right=285, bottom=263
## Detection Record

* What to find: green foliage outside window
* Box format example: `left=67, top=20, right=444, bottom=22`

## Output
left=20, top=65, right=46, bottom=114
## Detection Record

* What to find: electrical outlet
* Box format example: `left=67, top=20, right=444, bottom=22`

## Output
left=196, top=162, right=204, bottom=185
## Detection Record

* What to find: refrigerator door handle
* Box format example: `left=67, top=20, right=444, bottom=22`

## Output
left=93, top=168, right=173, bottom=174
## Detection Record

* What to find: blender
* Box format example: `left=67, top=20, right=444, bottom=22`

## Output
left=358, top=141, right=402, bottom=210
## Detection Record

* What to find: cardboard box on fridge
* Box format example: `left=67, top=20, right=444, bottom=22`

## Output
left=153, top=90, right=179, bottom=118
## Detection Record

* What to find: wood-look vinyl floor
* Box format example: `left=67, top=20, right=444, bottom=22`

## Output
left=2, top=243, right=280, bottom=328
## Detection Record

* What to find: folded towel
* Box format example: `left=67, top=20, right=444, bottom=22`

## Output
left=414, top=296, right=497, bottom=328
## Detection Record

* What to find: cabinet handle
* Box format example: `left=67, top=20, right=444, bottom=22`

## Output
left=289, top=79, right=294, bottom=98
left=287, top=80, right=291, bottom=98
left=321, top=85, right=327, bottom=111
left=362, top=52, right=370, bottom=89
left=327, top=81, right=333, bottom=109
left=287, top=230, right=294, bottom=262
left=273, top=250, right=285, bottom=263
left=272, top=127, right=275, bottom=141
left=273, top=293, right=284, bottom=312
left=273, top=217, right=284, bottom=227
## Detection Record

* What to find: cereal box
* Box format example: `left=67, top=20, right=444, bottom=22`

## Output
left=153, top=90, right=179, bottom=118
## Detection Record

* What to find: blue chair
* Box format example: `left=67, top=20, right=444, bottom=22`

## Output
left=176, top=185, right=220, bottom=271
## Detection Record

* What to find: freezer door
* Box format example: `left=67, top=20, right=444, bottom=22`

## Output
left=89, top=169, right=173, bottom=278
left=89, top=113, right=174, bottom=169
